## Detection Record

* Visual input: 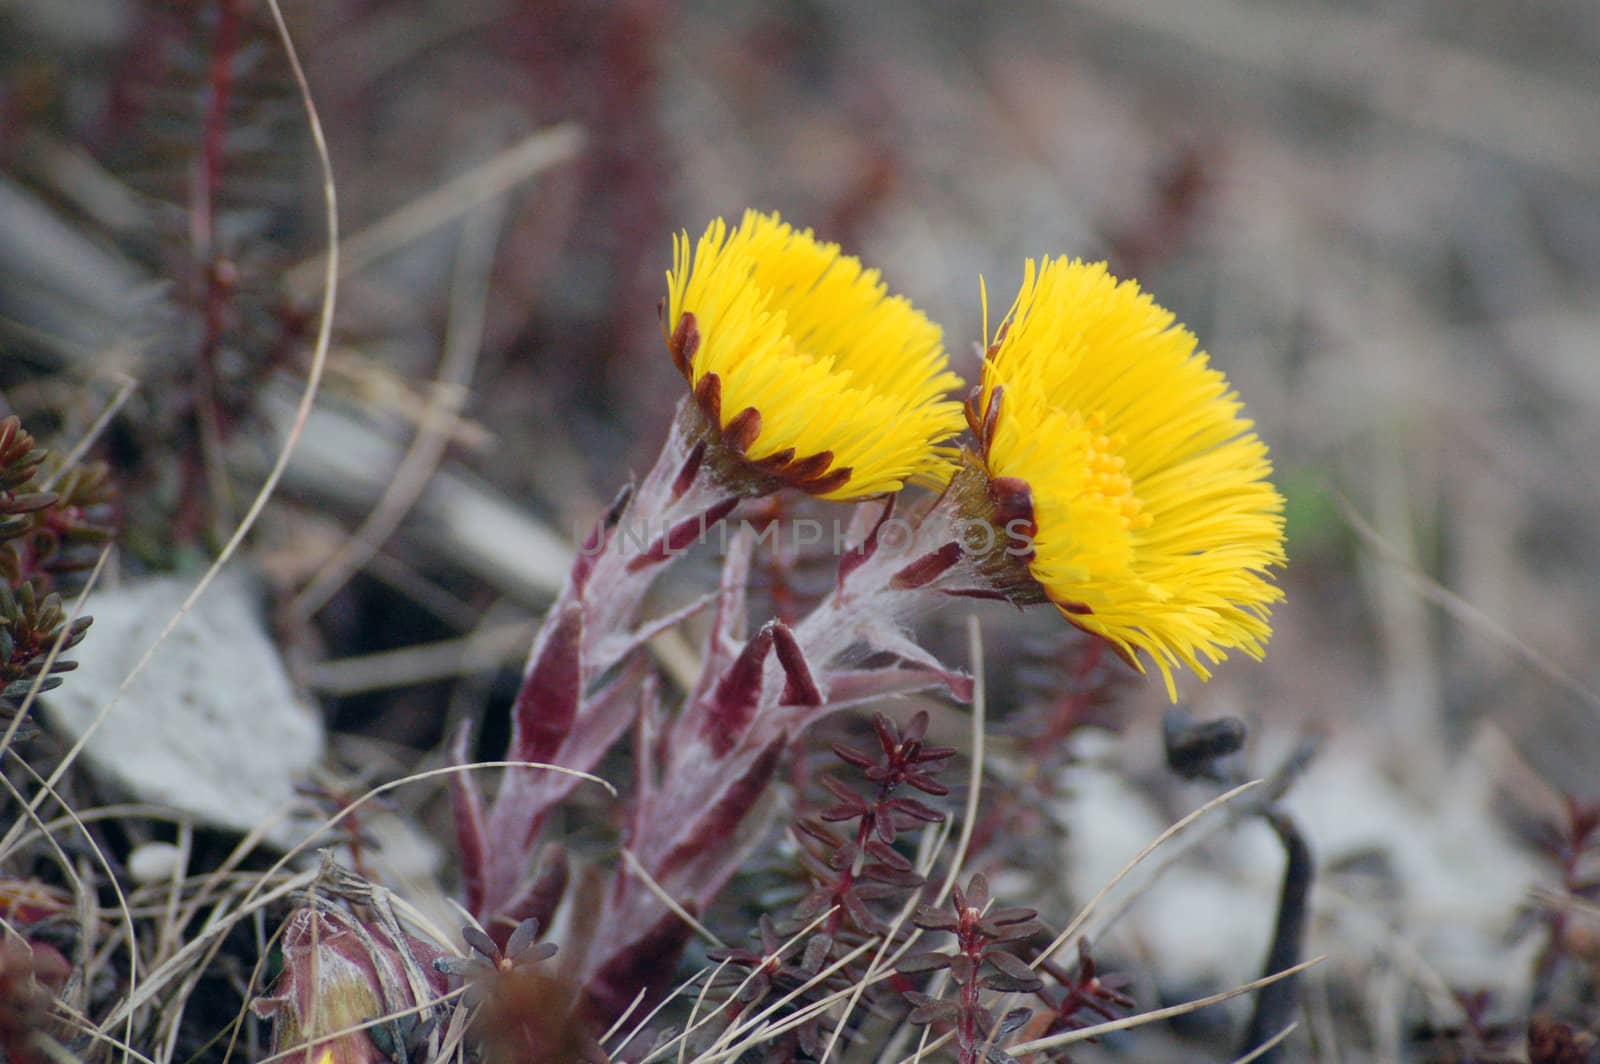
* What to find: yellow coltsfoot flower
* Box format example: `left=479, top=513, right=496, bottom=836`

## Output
left=970, top=258, right=1286, bottom=698
left=664, top=210, right=965, bottom=500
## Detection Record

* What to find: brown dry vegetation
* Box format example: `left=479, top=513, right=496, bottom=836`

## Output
left=1, top=1, right=1598, bottom=1061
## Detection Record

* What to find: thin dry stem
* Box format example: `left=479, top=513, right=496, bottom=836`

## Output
left=1335, top=488, right=1600, bottom=713
left=1005, top=956, right=1325, bottom=1056
left=1036, top=777, right=1265, bottom=969
left=289, top=189, right=506, bottom=622
left=284, top=123, right=583, bottom=296
left=619, top=847, right=726, bottom=950
left=1231, top=1021, right=1300, bottom=1063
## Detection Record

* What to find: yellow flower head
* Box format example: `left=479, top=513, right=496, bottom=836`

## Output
left=974, top=258, right=1286, bottom=699
left=665, top=210, right=965, bottom=500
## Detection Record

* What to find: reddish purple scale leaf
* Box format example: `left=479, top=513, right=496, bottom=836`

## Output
left=889, top=541, right=964, bottom=590
left=703, top=623, right=776, bottom=756
left=447, top=722, right=488, bottom=917
left=793, top=818, right=844, bottom=849
left=904, top=772, right=951, bottom=796
left=653, top=736, right=786, bottom=882
left=772, top=623, right=822, bottom=706
left=851, top=882, right=904, bottom=902
left=984, top=949, right=1040, bottom=984
left=914, top=907, right=960, bottom=932
left=841, top=889, right=887, bottom=935
left=836, top=496, right=895, bottom=589
left=671, top=440, right=706, bottom=502
left=511, top=600, right=583, bottom=763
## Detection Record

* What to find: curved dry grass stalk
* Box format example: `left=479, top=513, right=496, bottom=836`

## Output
left=51, top=998, right=160, bottom=1064
left=895, top=777, right=1268, bottom=1063
left=236, top=759, right=615, bottom=919
left=598, top=985, right=651, bottom=1050
left=0, top=719, right=142, bottom=1060
left=36, top=371, right=138, bottom=495
left=22, top=0, right=339, bottom=850
left=151, top=824, right=192, bottom=965
left=101, top=868, right=318, bottom=1030
left=677, top=961, right=728, bottom=1064
left=693, top=814, right=963, bottom=1064
left=0, top=20, right=339, bottom=1049
left=632, top=905, right=842, bottom=1062
left=1076, top=774, right=1292, bottom=946
left=929, top=616, right=987, bottom=911
left=8, top=804, right=204, bottom=845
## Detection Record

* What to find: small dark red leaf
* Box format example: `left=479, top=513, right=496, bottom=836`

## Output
left=510, top=600, right=583, bottom=763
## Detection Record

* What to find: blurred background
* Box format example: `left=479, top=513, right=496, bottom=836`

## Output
left=3, top=0, right=1599, bottom=1059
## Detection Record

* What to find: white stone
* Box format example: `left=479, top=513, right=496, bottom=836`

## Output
left=127, top=841, right=184, bottom=884
left=43, top=570, right=325, bottom=848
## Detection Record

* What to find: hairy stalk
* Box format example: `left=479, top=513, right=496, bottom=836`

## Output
left=581, top=484, right=990, bottom=1014
left=457, top=396, right=739, bottom=935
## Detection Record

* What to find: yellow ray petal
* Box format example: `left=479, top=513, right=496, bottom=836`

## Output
left=979, top=258, right=1286, bottom=698
left=665, top=210, right=965, bottom=500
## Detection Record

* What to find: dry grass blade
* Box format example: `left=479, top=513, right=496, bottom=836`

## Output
left=598, top=985, right=652, bottom=1051
left=290, top=189, right=507, bottom=622
left=1005, top=957, right=1325, bottom=1056
left=620, top=848, right=725, bottom=950
left=1334, top=489, right=1600, bottom=713
left=677, top=960, right=728, bottom=1064
left=0, top=751, right=141, bottom=1060
left=1035, top=777, right=1264, bottom=969
left=647, top=906, right=839, bottom=1061
left=1232, top=1021, right=1300, bottom=1063
left=929, top=615, right=986, bottom=909
left=4, top=0, right=339, bottom=880
left=51, top=998, right=161, bottom=1064
left=304, top=621, right=536, bottom=696
left=284, top=122, right=584, bottom=297
left=610, top=963, right=729, bottom=1060
left=36, top=370, right=138, bottom=493
left=684, top=940, right=878, bottom=1064
left=102, top=867, right=319, bottom=1029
